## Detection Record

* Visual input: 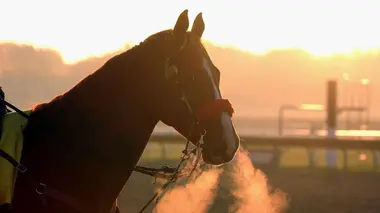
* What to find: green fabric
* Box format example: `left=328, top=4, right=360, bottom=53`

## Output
left=0, top=110, right=31, bottom=204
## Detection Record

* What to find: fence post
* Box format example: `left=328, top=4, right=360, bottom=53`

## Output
left=326, top=80, right=338, bottom=168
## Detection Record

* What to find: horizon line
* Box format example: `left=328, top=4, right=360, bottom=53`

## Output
left=2, top=39, right=380, bottom=65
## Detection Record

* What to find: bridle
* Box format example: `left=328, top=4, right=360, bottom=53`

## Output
left=0, top=34, right=234, bottom=213
left=136, top=89, right=233, bottom=213
left=135, top=35, right=234, bottom=212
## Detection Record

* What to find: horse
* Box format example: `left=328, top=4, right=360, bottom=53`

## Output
left=7, top=9, right=240, bottom=213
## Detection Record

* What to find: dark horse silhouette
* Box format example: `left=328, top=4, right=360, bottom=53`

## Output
left=9, top=10, right=240, bottom=213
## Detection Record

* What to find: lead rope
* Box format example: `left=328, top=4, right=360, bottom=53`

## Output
left=186, top=132, right=204, bottom=181
left=137, top=139, right=199, bottom=212
left=4, top=95, right=205, bottom=213
left=137, top=123, right=205, bottom=213
left=4, top=100, right=30, bottom=119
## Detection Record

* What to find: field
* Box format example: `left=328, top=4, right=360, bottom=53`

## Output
left=116, top=143, right=380, bottom=213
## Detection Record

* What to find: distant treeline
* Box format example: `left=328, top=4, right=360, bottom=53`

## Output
left=0, top=42, right=379, bottom=119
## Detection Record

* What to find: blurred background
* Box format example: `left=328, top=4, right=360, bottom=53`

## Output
left=2, top=0, right=380, bottom=212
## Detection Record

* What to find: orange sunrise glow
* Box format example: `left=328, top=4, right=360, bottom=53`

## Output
left=2, top=0, right=380, bottom=64
left=2, top=2, right=380, bottom=212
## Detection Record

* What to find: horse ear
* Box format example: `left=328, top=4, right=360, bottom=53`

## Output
left=191, top=13, right=205, bottom=38
left=173, top=9, right=189, bottom=37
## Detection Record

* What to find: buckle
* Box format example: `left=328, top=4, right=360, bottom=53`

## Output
left=16, top=164, right=27, bottom=173
left=36, top=183, right=47, bottom=195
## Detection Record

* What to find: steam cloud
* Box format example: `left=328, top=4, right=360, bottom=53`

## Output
left=152, top=148, right=288, bottom=213
left=154, top=165, right=222, bottom=213
left=229, top=149, right=289, bottom=213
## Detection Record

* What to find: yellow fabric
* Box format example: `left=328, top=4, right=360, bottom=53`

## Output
left=0, top=110, right=31, bottom=204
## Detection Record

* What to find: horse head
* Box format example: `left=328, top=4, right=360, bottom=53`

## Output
left=150, top=10, right=240, bottom=165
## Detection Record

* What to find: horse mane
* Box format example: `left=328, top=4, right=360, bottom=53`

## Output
left=32, top=30, right=173, bottom=115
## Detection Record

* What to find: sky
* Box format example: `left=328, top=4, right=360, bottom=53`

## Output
left=1, top=0, right=380, bottom=64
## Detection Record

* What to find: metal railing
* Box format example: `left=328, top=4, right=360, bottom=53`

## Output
left=147, top=134, right=380, bottom=171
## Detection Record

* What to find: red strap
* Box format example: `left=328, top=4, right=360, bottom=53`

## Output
left=196, top=99, right=234, bottom=121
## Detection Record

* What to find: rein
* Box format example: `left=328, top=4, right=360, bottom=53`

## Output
left=136, top=134, right=203, bottom=213
left=135, top=94, right=204, bottom=213
left=136, top=95, right=234, bottom=212
left=0, top=96, right=233, bottom=213
left=0, top=106, right=195, bottom=213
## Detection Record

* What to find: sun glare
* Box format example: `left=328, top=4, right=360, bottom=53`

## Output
left=1, top=0, right=380, bottom=63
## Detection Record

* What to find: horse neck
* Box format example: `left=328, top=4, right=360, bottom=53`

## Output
left=25, top=45, right=162, bottom=210
left=50, top=47, right=160, bottom=144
